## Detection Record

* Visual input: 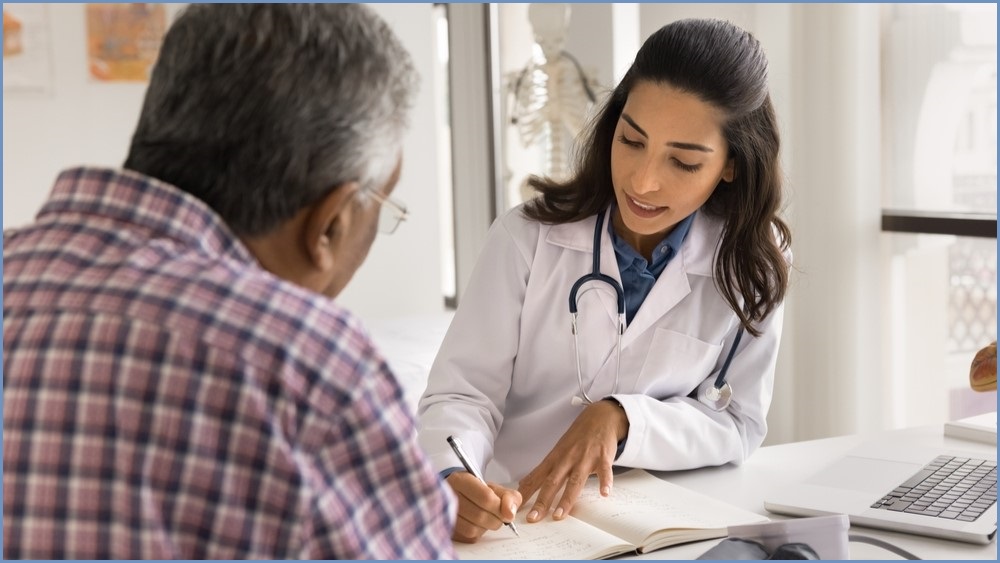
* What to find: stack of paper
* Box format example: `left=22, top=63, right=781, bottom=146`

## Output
left=943, top=411, right=997, bottom=445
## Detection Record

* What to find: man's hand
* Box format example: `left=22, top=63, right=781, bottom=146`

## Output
left=970, top=341, right=997, bottom=392
left=516, top=399, right=629, bottom=523
left=446, top=471, right=522, bottom=543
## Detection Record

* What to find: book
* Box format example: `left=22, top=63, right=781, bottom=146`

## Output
left=453, top=468, right=769, bottom=560
left=943, top=411, right=997, bottom=445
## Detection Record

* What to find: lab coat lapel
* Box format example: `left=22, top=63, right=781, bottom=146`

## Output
left=622, top=256, right=691, bottom=349
left=621, top=212, right=717, bottom=349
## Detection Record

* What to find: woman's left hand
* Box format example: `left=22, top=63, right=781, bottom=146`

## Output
left=516, top=399, right=629, bottom=523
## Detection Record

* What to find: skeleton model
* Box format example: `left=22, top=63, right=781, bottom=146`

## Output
left=508, top=4, right=598, bottom=183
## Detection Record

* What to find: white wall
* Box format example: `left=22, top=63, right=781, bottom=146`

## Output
left=785, top=4, right=885, bottom=440
left=339, top=3, right=447, bottom=320
left=2, top=3, right=447, bottom=321
left=2, top=4, right=179, bottom=228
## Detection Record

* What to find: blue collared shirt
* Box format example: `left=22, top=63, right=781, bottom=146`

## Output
left=609, top=208, right=696, bottom=325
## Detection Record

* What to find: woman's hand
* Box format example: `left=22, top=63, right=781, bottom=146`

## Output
left=446, top=471, right=522, bottom=543
left=516, top=399, right=629, bottom=523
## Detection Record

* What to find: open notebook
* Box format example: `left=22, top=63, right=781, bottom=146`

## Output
left=454, top=469, right=768, bottom=560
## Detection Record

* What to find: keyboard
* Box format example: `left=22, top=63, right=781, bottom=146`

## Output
left=871, top=455, right=997, bottom=521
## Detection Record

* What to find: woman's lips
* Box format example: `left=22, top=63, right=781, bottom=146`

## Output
left=626, top=195, right=666, bottom=219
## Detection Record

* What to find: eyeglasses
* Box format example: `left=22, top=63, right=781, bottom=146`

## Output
left=365, top=187, right=408, bottom=234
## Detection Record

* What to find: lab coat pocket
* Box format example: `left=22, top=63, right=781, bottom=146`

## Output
left=637, top=329, right=723, bottom=395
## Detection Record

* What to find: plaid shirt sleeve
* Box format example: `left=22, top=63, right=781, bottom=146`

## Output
left=294, top=351, right=458, bottom=559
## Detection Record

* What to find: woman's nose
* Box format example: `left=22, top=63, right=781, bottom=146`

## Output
left=632, top=157, right=660, bottom=194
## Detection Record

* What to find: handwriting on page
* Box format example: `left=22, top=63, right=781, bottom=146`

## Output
left=452, top=510, right=630, bottom=560
left=577, top=480, right=712, bottom=523
left=570, top=471, right=739, bottom=546
left=472, top=535, right=596, bottom=560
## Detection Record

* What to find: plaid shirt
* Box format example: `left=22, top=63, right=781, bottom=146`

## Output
left=3, top=167, right=457, bottom=559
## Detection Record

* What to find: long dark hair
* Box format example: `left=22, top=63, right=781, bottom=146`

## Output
left=523, top=18, right=790, bottom=336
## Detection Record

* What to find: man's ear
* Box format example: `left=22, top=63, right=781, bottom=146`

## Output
left=721, top=157, right=736, bottom=183
left=303, top=181, right=359, bottom=272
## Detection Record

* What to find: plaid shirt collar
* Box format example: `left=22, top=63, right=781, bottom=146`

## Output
left=39, top=166, right=256, bottom=265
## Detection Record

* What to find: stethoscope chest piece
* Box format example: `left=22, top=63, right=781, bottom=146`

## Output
left=700, top=382, right=733, bottom=411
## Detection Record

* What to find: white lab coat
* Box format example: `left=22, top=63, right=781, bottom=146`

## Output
left=417, top=205, right=788, bottom=485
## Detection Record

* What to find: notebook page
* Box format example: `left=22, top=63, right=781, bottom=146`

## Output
left=570, top=469, right=767, bottom=548
left=453, top=508, right=634, bottom=560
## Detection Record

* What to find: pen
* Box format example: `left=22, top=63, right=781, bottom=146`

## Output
left=446, top=435, right=520, bottom=537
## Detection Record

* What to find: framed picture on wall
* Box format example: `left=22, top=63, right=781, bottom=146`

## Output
left=85, top=3, right=166, bottom=82
left=3, top=4, right=54, bottom=94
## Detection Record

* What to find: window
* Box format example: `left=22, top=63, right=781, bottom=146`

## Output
left=880, top=3, right=997, bottom=426
left=432, top=3, right=456, bottom=305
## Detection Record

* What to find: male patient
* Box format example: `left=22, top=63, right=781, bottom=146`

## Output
left=3, top=4, right=456, bottom=559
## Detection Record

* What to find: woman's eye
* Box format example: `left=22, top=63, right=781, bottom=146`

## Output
left=617, top=135, right=642, bottom=148
left=672, top=159, right=702, bottom=173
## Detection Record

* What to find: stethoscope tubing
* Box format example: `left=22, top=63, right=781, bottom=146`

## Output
left=568, top=209, right=624, bottom=316
left=569, top=208, right=624, bottom=405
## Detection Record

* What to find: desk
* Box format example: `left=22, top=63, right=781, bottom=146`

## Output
left=366, top=312, right=455, bottom=411
left=628, top=425, right=996, bottom=560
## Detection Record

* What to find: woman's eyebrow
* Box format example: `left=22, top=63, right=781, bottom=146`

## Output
left=668, top=141, right=714, bottom=153
left=621, top=112, right=714, bottom=153
left=621, top=113, right=648, bottom=137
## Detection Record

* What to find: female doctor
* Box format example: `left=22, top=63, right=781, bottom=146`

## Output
left=417, top=18, right=792, bottom=543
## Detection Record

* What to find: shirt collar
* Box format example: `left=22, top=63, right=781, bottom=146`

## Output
left=608, top=204, right=697, bottom=268
left=39, top=167, right=255, bottom=264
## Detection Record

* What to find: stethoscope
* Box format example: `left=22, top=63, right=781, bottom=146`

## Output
left=568, top=207, right=744, bottom=411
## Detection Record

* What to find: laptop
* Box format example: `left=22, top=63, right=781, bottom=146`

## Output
left=763, top=438, right=997, bottom=545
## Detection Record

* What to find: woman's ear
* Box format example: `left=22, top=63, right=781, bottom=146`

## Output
left=304, top=181, right=359, bottom=272
left=721, top=158, right=736, bottom=183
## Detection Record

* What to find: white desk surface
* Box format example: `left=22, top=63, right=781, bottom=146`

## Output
left=627, top=424, right=996, bottom=560
left=365, top=312, right=455, bottom=411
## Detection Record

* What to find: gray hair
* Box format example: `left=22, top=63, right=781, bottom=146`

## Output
left=124, top=3, right=418, bottom=236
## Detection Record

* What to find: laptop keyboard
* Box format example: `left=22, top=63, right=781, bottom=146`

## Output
left=871, top=455, right=997, bottom=521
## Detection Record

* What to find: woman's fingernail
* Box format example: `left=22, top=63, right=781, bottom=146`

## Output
left=553, top=507, right=564, bottom=519
left=528, top=510, right=539, bottom=521
left=509, top=502, right=518, bottom=514
left=601, top=485, right=610, bottom=496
